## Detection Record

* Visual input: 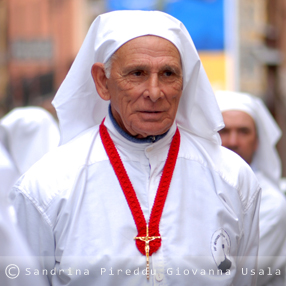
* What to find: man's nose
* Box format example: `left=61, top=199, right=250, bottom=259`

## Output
left=143, top=74, right=163, bottom=102
left=228, top=131, right=239, bottom=147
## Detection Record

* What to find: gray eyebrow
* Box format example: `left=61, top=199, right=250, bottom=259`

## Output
left=122, top=64, right=182, bottom=76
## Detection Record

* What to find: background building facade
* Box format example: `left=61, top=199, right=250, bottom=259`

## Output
left=1, top=0, right=87, bottom=116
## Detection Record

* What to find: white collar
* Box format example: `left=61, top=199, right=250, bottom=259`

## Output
left=104, top=112, right=177, bottom=154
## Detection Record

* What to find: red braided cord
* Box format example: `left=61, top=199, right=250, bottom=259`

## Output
left=99, top=123, right=147, bottom=232
left=147, top=129, right=180, bottom=255
left=149, top=129, right=180, bottom=234
left=99, top=120, right=180, bottom=256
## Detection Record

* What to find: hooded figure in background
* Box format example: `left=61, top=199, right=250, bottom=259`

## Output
left=216, top=90, right=286, bottom=286
left=0, top=108, right=56, bottom=286
left=0, top=180, right=50, bottom=286
left=10, top=11, right=261, bottom=286
left=1, top=106, right=60, bottom=177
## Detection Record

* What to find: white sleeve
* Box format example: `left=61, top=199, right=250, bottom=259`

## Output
left=0, top=200, right=51, bottom=286
left=233, top=187, right=261, bottom=286
left=257, top=189, right=286, bottom=285
left=9, top=185, right=55, bottom=285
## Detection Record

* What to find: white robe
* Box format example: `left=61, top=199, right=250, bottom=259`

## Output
left=255, top=171, right=286, bottom=286
left=0, top=199, right=50, bottom=286
left=0, top=141, right=49, bottom=286
left=10, top=115, right=261, bottom=286
left=0, top=142, right=19, bottom=195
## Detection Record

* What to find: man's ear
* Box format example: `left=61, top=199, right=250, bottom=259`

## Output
left=91, top=63, right=110, bottom=101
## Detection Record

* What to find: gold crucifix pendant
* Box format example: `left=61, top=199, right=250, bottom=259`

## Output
left=134, top=225, right=161, bottom=280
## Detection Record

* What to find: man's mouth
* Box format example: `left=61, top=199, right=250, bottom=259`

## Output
left=141, top=111, right=162, bottom=113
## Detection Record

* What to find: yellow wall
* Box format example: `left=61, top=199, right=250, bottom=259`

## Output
left=199, top=51, right=226, bottom=91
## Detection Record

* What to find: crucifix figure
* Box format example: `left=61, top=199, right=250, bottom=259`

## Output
left=134, top=225, right=161, bottom=280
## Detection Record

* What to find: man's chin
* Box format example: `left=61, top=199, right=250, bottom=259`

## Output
left=132, top=126, right=170, bottom=139
left=124, top=118, right=173, bottom=138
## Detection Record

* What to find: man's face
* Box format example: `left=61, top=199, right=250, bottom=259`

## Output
left=219, top=110, right=258, bottom=164
left=104, top=36, right=183, bottom=138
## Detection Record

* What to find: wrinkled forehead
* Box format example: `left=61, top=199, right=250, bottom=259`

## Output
left=112, top=35, right=182, bottom=64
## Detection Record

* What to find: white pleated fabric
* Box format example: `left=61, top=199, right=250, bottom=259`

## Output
left=0, top=197, right=50, bottom=286
left=0, top=126, right=49, bottom=286
left=1, top=106, right=60, bottom=175
left=215, top=91, right=282, bottom=186
left=0, top=139, right=19, bottom=197
left=52, top=10, right=224, bottom=145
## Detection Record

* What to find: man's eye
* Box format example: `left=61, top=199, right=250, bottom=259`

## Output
left=164, top=71, right=174, bottom=77
left=239, top=128, right=250, bottom=135
left=132, top=71, right=144, bottom=77
left=219, top=129, right=227, bottom=135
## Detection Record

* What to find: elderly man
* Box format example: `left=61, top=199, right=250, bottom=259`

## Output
left=216, top=91, right=286, bottom=286
left=10, top=11, right=261, bottom=285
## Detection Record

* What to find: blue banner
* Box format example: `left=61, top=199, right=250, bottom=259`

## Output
left=165, top=0, right=224, bottom=50
left=106, top=0, right=225, bottom=51
left=106, top=0, right=157, bottom=11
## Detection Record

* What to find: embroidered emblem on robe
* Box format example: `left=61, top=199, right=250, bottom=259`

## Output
left=211, top=228, right=232, bottom=273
